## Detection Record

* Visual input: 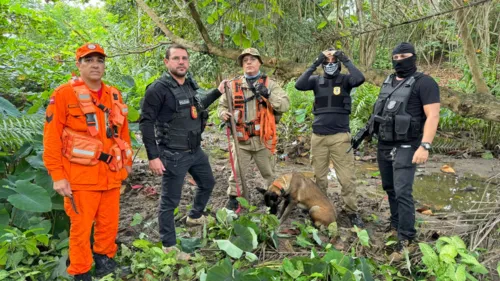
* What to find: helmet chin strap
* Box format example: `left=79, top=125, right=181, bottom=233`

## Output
left=323, top=62, right=339, bottom=75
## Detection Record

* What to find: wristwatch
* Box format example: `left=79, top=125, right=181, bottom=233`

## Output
left=420, top=142, right=432, bottom=151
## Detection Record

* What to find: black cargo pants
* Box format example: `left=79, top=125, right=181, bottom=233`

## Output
left=158, top=146, right=215, bottom=247
left=377, top=144, right=418, bottom=241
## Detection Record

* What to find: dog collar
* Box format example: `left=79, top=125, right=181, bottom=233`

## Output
left=273, top=181, right=287, bottom=196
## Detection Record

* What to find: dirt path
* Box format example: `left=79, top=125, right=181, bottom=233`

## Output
left=117, top=129, right=500, bottom=257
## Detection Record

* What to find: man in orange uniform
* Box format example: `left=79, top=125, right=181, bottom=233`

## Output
left=43, top=43, right=132, bottom=280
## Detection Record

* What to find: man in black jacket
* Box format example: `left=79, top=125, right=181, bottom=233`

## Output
left=295, top=49, right=365, bottom=228
left=139, top=44, right=223, bottom=260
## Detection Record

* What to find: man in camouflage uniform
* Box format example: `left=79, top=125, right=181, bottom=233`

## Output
left=218, top=48, right=290, bottom=210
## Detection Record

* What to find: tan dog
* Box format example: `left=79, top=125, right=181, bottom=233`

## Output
left=258, top=172, right=336, bottom=227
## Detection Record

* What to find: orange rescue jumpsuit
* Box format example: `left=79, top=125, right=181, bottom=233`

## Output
left=43, top=80, right=131, bottom=275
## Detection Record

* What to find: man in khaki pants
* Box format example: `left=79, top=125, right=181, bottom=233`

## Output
left=295, top=49, right=365, bottom=227
left=218, top=48, right=290, bottom=210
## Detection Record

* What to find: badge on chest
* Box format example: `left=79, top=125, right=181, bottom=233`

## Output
left=191, top=105, right=198, bottom=119
left=333, top=87, right=341, bottom=95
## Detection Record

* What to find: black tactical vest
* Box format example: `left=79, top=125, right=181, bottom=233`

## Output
left=312, top=75, right=351, bottom=115
left=371, top=72, right=424, bottom=142
left=154, top=74, right=204, bottom=151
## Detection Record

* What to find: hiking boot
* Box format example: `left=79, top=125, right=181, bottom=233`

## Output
left=93, top=253, right=117, bottom=278
left=162, top=245, right=191, bottom=261
left=348, top=213, right=365, bottom=228
left=225, top=196, right=239, bottom=211
left=388, top=239, right=413, bottom=262
left=74, top=272, right=92, bottom=281
left=186, top=215, right=207, bottom=226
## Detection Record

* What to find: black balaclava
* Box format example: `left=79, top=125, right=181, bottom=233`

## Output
left=392, top=42, right=417, bottom=78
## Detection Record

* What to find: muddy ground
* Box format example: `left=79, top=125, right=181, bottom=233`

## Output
left=117, top=128, right=500, bottom=259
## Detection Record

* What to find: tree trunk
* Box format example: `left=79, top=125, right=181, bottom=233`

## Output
left=480, top=2, right=491, bottom=67
left=453, top=0, right=489, bottom=94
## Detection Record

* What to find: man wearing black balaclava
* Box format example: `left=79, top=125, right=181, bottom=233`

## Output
left=295, top=49, right=365, bottom=228
left=370, top=42, right=440, bottom=261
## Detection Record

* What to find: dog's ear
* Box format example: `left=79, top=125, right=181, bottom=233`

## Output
left=256, top=187, right=267, bottom=195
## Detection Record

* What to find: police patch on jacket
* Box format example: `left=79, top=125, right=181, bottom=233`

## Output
left=333, top=87, right=341, bottom=95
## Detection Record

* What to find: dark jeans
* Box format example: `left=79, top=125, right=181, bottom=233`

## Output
left=159, top=146, right=215, bottom=247
left=377, top=144, right=417, bottom=241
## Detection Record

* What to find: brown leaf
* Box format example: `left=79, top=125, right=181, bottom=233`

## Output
left=440, top=164, right=456, bottom=174
left=416, top=206, right=430, bottom=213
left=421, top=210, right=434, bottom=216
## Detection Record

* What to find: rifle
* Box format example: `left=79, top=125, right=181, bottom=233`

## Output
left=346, top=116, right=374, bottom=153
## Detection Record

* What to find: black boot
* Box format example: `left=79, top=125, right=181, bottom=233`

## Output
left=348, top=213, right=365, bottom=228
left=225, top=196, right=239, bottom=211
left=93, top=253, right=117, bottom=278
left=74, top=272, right=92, bottom=281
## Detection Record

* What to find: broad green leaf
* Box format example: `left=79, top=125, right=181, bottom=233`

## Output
left=13, top=143, right=33, bottom=161
left=206, top=258, right=238, bottom=281
left=8, top=180, right=52, bottom=212
left=130, top=213, right=143, bottom=226
left=450, top=236, right=466, bottom=250
left=355, top=227, right=370, bottom=247
left=215, top=239, right=243, bottom=259
left=446, top=264, right=456, bottom=280
left=0, top=208, right=9, bottom=225
left=245, top=251, right=258, bottom=262
left=223, top=26, right=231, bottom=36
left=439, top=244, right=458, bottom=264
left=30, top=219, right=51, bottom=235
left=455, top=264, right=466, bottom=281
left=283, top=258, right=302, bottom=279
left=0, top=270, right=8, bottom=280
left=35, top=170, right=54, bottom=197
left=236, top=197, right=250, bottom=209
left=341, top=270, right=355, bottom=281
left=0, top=183, right=16, bottom=199
left=311, top=229, right=322, bottom=246
left=497, top=261, right=500, bottom=277
left=0, top=246, right=7, bottom=265
left=250, top=28, right=260, bottom=41
left=6, top=251, right=23, bottom=269
left=0, top=96, right=21, bottom=118
left=317, top=21, right=327, bottom=30
left=419, top=243, right=439, bottom=271
left=25, top=154, right=45, bottom=170
left=179, top=237, right=202, bottom=253
left=296, top=235, right=314, bottom=247
left=132, top=239, right=152, bottom=250
left=230, top=223, right=257, bottom=251
left=470, top=264, right=488, bottom=274
left=357, top=258, right=374, bottom=281
left=232, top=33, right=248, bottom=47
left=127, top=106, right=140, bottom=122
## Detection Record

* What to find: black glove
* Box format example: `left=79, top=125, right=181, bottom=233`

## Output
left=311, top=52, right=326, bottom=68
left=255, top=83, right=270, bottom=99
left=334, top=51, right=349, bottom=63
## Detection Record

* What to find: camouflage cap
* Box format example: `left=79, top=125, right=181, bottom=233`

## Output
left=237, top=48, right=263, bottom=66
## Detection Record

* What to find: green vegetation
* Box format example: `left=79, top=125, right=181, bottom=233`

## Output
left=0, top=0, right=498, bottom=279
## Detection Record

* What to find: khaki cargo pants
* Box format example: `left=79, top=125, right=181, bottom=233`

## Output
left=227, top=144, right=275, bottom=197
left=310, top=132, right=358, bottom=213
